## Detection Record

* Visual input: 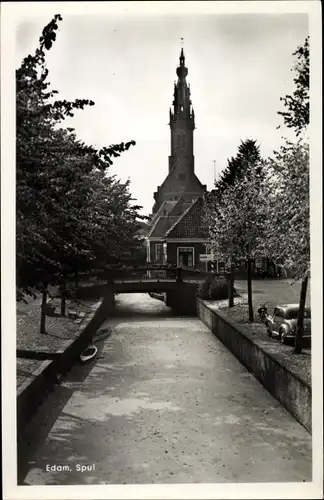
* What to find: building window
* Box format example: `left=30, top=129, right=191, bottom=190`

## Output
left=178, top=247, right=194, bottom=267
left=155, top=243, right=163, bottom=262
left=163, top=242, right=167, bottom=263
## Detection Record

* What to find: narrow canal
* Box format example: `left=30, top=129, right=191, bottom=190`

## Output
left=19, top=293, right=311, bottom=485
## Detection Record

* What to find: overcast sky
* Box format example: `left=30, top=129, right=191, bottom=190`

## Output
left=15, top=6, right=308, bottom=214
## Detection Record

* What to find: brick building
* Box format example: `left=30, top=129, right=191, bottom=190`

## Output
left=146, top=48, right=209, bottom=269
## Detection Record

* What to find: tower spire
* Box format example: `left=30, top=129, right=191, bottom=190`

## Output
left=180, top=38, right=185, bottom=66
left=170, top=42, right=193, bottom=121
left=151, top=45, right=205, bottom=213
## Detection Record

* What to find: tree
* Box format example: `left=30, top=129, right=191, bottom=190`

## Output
left=206, top=146, right=268, bottom=321
left=208, top=140, right=264, bottom=310
left=277, top=36, right=309, bottom=136
left=16, top=15, right=142, bottom=307
left=79, top=169, right=144, bottom=269
left=215, top=139, right=262, bottom=196
left=263, top=140, right=309, bottom=278
left=264, top=140, right=310, bottom=352
left=274, top=36, right=310, bottom=353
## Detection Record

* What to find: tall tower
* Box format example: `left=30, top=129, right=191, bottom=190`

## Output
left=152, top=48, right=206, bottom=213
left=169, top=48, right=195, bottom=173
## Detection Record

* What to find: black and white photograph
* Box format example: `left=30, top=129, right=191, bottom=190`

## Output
left=1, top=1, right=323, bottom=499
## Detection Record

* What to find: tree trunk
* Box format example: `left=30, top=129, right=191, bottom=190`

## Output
left=60, top=275, right=67, bottom=317
left=40, top=286, right=47, bottom=334
left=247, top=258, right=254, bottom=321
left=294, top=275, right=308, bottom=354
left=229, top=262, right=235, bottom=307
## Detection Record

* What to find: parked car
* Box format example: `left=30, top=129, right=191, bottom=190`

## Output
left=263, top=303, right=311, bottom=344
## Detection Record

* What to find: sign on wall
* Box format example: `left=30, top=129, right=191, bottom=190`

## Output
left=199, top=254, right=212, bottom=262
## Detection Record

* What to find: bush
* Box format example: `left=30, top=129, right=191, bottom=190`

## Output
left=196, top=277, right=236, bottom=301
left=196, top=277, right=212, bottom=299
left=208, top=279, right=231, bottom=300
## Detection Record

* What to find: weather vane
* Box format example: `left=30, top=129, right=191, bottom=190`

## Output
left=181, top=37, right=184, bottom=47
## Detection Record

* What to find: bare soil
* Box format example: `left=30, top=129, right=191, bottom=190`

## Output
left=16, top=296, right=100, bottom=389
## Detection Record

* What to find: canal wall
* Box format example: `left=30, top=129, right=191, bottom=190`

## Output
left=197, top=298, right=312, bottom=433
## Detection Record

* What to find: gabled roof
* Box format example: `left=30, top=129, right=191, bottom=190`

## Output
left=147, top=195, right=208, bottom=240
left=147, top=197, right=186, bottom=238
left=164, top=198, right=199, bottom=237
left=147, top=215, right=179, bottom=238
left=149, top=200, right=178, bottom=227
left=165, top=197, right=209, bottom=239
left=168, top=197, right=193, bottom=217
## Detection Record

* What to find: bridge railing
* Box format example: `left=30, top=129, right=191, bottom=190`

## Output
left=178, top=266, right=230, bottom=281
left=36, top=265, right=230, bottom=289
left=99, top=265, right=179, bottom=282
left=95, top=265, right=230, bottom=283
left=21, top=264, right=231, bottom=293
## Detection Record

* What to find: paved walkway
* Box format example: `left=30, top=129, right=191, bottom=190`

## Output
left=20, top=293, right=311, bottom=485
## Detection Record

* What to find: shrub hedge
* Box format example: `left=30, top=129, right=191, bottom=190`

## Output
left=196, top=277, right=236, bottom=301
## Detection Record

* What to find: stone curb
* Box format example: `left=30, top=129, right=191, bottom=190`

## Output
left=197, top=298, right=312, bottom=433
left=17, top=299, right=103, bottom=438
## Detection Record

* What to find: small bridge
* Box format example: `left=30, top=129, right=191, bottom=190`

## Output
left=76, top=265, right=228, bottom=294
left=74, top=265, right=229, bottom=313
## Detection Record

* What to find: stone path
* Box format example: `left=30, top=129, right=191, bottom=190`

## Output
left=19, top=293, right=312, bottom=485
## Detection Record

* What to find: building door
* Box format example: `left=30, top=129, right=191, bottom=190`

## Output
left=178, top=247, right=194, bottom=267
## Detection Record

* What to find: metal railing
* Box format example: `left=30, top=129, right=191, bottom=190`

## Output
left=24, top=264, right=230, bottom=290
left=100, top=265, right=178, bottom=282
left=98, top=265, right=230, bottom=283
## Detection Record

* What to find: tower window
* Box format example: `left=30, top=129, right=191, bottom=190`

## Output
left=181, top=106, right=183, bottom=111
